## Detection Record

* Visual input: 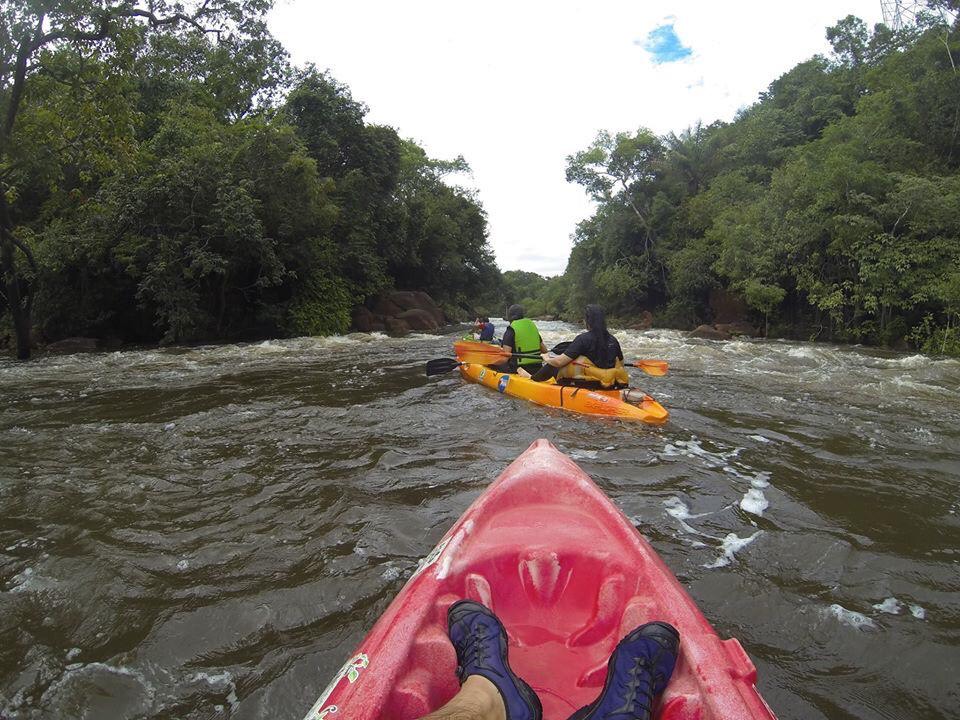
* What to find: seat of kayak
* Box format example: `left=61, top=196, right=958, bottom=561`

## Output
left=385, top=503, right=743, bottom=719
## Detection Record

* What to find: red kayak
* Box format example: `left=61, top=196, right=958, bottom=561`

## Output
left=302, top=440, right=777, bottom=720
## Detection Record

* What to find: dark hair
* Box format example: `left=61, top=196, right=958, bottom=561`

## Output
left=481, top=316, right=489, bottom=323
left=585, top=304, right=610, bottom=356
left=506, top=304, right=525, bottom=322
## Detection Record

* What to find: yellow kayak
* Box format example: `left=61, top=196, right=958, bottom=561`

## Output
left=458, top=362, right=669, bottom=424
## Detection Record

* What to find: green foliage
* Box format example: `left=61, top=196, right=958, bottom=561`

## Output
left=286, top=266, right=353, bottom=336
left=2, top=5, right=498, bottom=350
left=549, top=15, right=960, bottom=355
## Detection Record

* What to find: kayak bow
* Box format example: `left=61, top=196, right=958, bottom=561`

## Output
left=302, top=440, right=776, bottom=720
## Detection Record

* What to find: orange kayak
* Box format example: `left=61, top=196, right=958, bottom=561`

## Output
left=457, top=362, right=669, bottom=424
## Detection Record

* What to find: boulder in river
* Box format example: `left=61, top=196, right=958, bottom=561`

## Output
left=626, top=310, right=654, bottom=330
left=353, top=290, right=447, bottom=335
left=716, top=321, right=758, bottom=337
left=44, top=337, right=99, bottom=353
left=689, top=324, right=732, bottom=341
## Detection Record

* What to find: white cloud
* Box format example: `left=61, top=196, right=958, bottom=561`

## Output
left=269, top=0, right=883, bottom=276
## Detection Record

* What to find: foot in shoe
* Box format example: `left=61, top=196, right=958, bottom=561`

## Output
left=567, top=621, right=680, bottom=720
left=447, top=600, right=543, bottom=720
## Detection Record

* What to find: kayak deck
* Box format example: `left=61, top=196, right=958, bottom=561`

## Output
left=303, top=440, right=775, bottom=720
left=458, top=362, right=668, bottom=424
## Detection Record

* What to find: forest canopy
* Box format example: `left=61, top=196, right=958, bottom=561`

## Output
left=522, top=7, right=960, bottom=355
left=0, top=0, right=500, bottom=358
left=2, top=3, right=959, bottom=358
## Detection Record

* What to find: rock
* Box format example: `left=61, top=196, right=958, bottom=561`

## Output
left=44, top=337, right=98, bottom=353
left=626, top=311, right=654, bottom=330
left=392, top=290, right=446, bottom=325
left=395, top=308, right=441, bottom=331
left=385, top=317, right=411, bottom=335
left=352, top=290, right=447, bottom=335
left=371, top=297, right=404, bottom=319
left=352, top=306, right=379, bottom=333
left=689, top=324, right=731, bottom=341
left=716, top=321, right=757, bottom=337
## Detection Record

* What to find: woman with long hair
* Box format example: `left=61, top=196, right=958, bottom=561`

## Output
left=522, top=304, right=628, bottom=389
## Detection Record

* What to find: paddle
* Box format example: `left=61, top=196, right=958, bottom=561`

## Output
left=629, top=359, right=669, bottom=376
left=426, top=358, right=465, bottom=376
left=452, top=340, right=669, bottom=376
left=430, top=350, right=669, bottom=378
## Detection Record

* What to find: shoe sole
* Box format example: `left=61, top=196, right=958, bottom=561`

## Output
left=447, top=600, right=544, bottom=720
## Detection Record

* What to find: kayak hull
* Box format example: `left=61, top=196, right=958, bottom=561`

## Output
left=458, top=362, right=669, bottom=424
left=302, top=440, right=776, bottom=720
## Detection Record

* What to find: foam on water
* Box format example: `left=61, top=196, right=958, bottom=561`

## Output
left=381, top=564, right=401, bottom=581
left=192, top=671, right=239, bottom=712
left=663, top=497, right=723, bottom=539
left=704, top=531, right=763, bottom=569
left=824, top=604, right=877, bottom=630
left=37, top=662, right=157, bottom=709
left=740, top=488, right=769, bottom=516
left=569, top=449, right=598, bottom=460
left=873, top=597, right=903, bottom=614
left=661, top=438, right=741, bottom=468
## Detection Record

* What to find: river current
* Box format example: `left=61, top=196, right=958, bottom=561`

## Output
left=1, top=322, right=958, bottom=720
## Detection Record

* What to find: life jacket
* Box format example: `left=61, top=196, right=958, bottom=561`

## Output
left=510, top=318, right=541, bottom=366
left=557, top=356, right=630, bottom=389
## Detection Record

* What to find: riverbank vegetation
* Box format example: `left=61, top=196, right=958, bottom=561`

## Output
left=3, top=4, right=959, bottom=359
left=511, top=9, right=960, bottom=356
left=1, top=1, right=499, bottom=358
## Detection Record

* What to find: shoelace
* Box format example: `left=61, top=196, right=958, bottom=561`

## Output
left=610, top=657, right=655, bottom=718
left=455, top=622, right=493, bottom=678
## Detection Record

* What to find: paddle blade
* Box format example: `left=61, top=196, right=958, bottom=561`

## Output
left=456, top=350, right=511, bottom=365
left=425, top=358, right=463, bottom=376
left=453, top=339, right=511, bottom=365
left=630, top=359, right=669, bottom=376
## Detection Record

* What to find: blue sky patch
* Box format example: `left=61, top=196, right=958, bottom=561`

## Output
left=639, top=24, right=692, bottom=64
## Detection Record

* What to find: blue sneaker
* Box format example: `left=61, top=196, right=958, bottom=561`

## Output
left=568, top=621, right=680, bottom=720
left=447, top=600, right=543, bottom=720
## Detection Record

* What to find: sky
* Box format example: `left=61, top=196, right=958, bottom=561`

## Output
left=269, top=0, right=885, bottom=276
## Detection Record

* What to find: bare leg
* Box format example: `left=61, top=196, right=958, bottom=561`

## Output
left=419, top=676, right=506, bottom=720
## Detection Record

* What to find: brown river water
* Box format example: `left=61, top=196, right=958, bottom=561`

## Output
left=1, top=322, right=958, bottom=720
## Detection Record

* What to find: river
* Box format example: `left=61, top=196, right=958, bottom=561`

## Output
left=1, top=322, right=958, bottom=720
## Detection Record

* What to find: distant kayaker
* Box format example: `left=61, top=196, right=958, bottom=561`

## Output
left=420, top=599, right=679, bottom=720
left=494, top=304, right=547, bottom=374
left=478, top=316, right=495, bottom=342
left=522, top=304, right=629, bottom=390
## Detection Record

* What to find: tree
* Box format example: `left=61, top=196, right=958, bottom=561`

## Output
left=1, top=0, right=275, bottom=359
left=566, top=129, right=666, bottom=251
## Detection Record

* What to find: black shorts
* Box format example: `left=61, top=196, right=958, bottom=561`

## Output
left=492, top=362, right=543, bottom=375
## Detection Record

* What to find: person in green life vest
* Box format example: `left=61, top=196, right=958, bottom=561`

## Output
left=494, top=304, right=547, bottom=374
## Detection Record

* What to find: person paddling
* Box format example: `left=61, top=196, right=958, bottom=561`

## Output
left=478, top=316, right=495, bottom=342
left=495, top=304, right=547, bottom=374
left=524, top=304, right=638, bottom=397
